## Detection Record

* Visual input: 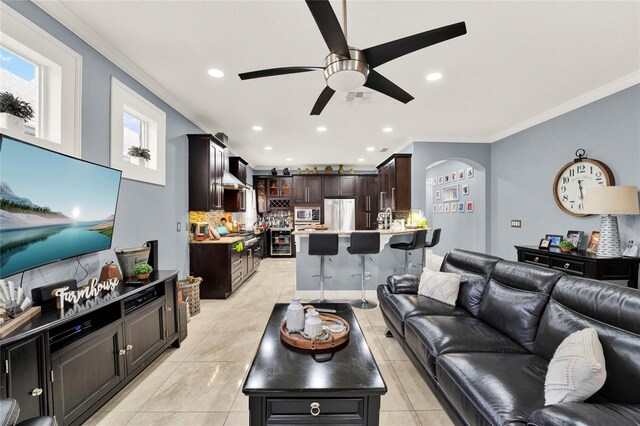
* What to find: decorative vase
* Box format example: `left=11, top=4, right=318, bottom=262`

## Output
left=0, top=113, right=24, bottom=134
left=304, top=309, right=323, bottom=337
left=283, top=168, right=290, bottom=176
left=338, top=165, right=345, bottom=174
left=136, top=273, right=150, bottom=280
left=99, top=261, right=123, bottom=282
left=286, top=297, right=305, bottom=332
left=271, top=168, right=278, bottom=176
left=296, top=168, right=302, bottom=175
left=312, top=167, right=319, bottom=175
left=304, top=168, right=310, bottom=175
left=349, top=169, right=355, bottom=174
left=324, top=166, right=333, bottom=174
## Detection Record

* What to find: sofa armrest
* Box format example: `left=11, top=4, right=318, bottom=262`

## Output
left=386, top=274, right=420, bottom=294
left=528, top=403, right=640, bottom=426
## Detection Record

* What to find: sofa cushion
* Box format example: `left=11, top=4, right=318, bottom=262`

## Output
left=405, top=316, right=528, bottom=378
left=379, top=293, right=470, bottom=337
left=440, top=249, right=500, bottom=316
left=529, top=403, right=640, bottom=426
left=437, top=353, right=548, bottom=426
left=386, top=274, right=420, bottom=294
left=418, top=268, right=462, bottom=306
left=534, top=276, right=640, bottom=404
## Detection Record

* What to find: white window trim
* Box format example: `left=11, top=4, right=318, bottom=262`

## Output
left=0, top=3, right=82, bottom=157
left=110, top=77, right=166, bottom=186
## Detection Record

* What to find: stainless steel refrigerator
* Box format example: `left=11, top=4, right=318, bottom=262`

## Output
left=324, top=198, right=356, bottom=231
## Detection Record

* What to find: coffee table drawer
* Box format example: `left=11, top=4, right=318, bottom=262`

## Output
left=551, top=257, right=584, bottom=275
left=522, top=251, right=549, bottom=267
left=266, top=398, right=363, bottom=424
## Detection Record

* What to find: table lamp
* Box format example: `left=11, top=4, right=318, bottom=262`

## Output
left=583, top=186, right=640, bottom=257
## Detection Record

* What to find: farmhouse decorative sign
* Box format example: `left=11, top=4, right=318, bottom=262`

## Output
left=52, top=277, right=120, bottom=310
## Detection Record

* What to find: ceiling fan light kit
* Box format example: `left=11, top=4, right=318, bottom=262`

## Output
left=239, top=0, right=466, bottom=115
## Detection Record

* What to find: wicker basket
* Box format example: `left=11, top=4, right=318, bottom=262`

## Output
left=178, top=276, right=202, bottom=316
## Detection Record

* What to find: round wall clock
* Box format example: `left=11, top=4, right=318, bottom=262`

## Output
left=553, top=149, right=615, bottom=217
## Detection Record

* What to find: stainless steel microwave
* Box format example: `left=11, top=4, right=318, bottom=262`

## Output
left=294, top=207, right=320, bottom=222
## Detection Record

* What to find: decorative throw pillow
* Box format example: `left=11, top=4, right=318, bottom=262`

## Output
left=418, top=268, right=461, bottom=306
left=544, top=328, right=607, bottom=405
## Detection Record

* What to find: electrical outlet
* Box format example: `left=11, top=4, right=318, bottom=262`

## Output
left=511, top=220, right=522, bottom=228
left=177, top=222, right=181, bottom=232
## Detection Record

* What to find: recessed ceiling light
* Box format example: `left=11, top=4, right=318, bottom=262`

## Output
left=252, top=126, right=263, bottom=131
left=264, top=146, right=273, bottom=151
left=366, top=147, right=375, bottom=152
left=316, top=126, right=327, bottom=132
left=426, top=72, right=442, bottom=81
left=382, top=127, right=393, bottom=133
left=286, top=158, right=292, bottom=162
left=357, top=158, right=365, bottom=162
left=208, top=68, right=224, bottom=78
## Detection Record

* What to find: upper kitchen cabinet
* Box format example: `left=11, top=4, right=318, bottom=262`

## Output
left=229, top=157, right=248, bottom=184
left=323, top=176, right=357, bottom=198
left=377, top=154, right=411, bottom=211
left=293, top=176, right=322, bottom=205
left=225, top=157, right=248, bottom=212
left=255, top=178, right=267, bottom=213
left=267, top=176, right=292, bottom=211
left=356, top=175, right=379, bottom=230
left=188, top=134, right=225, bottom=211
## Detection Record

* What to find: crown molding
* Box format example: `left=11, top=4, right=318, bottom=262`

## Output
left=488, top=71, right=640, bottom=143
left=32, top=0, right=215, bottom=137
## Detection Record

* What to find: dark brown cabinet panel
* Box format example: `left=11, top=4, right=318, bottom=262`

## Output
left=265, top=177, right=292, bottom=211
left=165, top=279, right=177, bottom=342
left=323, top=176, right=357, bottom=197
left=51, top=323, right=125, bottom=426
left=255, top=178, right=267, bottom=213
left=356, top=175, right=379, bottom=230
left=293, top=176, right=322, bottom=205
left=229, top=157, right=248, bottom=184
left=226, top=157, right=248, bottom=212
left=377, top=154, right=411, bottom=211
left=1, top=334, right=49, bottom=419
left=188, top=134, right=226, bottom=211
left=124, top=298, right=166, bottom=375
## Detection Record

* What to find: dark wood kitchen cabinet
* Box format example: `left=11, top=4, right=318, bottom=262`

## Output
left=356, top=175, right=379, bottom=230
left=377, top=154, right=411, bottom=211
left=293, top=176, right=322, bottom=205
left=323, top=176, right=357, bottom=197
left=1, top=333, right=49, bottom=419
left=188, top=134, right=226, bottom=211
left=255, top=178, right=267, bottom=213
left=225, top=157, right=248, bottom=212
left=229, top=157, right=248, bottom=184
left=266, top=177, right=292, bottom=211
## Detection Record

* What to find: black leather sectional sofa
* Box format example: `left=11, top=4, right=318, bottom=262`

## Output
left=377, top=249, right=640, bottom=426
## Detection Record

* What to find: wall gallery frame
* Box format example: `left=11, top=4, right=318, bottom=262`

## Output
left=451, top=172, right=457, bottom=181
left=438, top=176, right=444, bottom=185
left=462, top=184, right=469, bottom=195
left=458, top=169, right=465, bottom=180
left=458, top=202, right=464, bottom=212
left=442, top=184, right=459, bottom=201
left=466, top=167, right=474, bottom=178
left=433, top=205, right=438, bottom=213
left=435, top=190, right=441, bottom=200
left=466, top=201, right=474, bottom=212
left=438, top=204, right=444, bottom=213
left=451, top=202, right=458, bottom=212
left=444, top=203, right=450, bottom=213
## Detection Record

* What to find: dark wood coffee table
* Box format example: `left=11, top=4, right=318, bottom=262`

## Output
left=243, top=303, right=387, bottom=425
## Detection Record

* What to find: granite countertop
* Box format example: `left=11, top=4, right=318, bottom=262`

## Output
left=190, top=236, right=244, bottom=244
left=293, top=229, right=418, bottom=236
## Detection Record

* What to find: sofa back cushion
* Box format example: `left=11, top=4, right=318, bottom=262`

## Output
left=478, top=261, right=562, bottom=351
left=440, top=249, right=500, bottom=316
left=534, top=276, right=640, bottom=404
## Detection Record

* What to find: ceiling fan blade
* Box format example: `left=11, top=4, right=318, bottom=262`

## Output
left=363, top=22, right=467, bottom=68
left=364, top=70, right=414, bottom=104
left=310, top=86, right=335, bottom=115
left=239, top=66, right=323, bottom=80
left=305, top=0, right=351, bottom=58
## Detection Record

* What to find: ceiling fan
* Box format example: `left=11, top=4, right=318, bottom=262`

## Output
left=239, top=0, right=466, bottom=115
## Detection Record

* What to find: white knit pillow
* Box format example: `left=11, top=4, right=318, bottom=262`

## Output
left=544, top=328, right=607, bottom=405
left=418, top=268, right=461, bottom=306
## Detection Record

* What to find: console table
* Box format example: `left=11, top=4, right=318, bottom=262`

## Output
left=515, top=246, right=639, bottom=289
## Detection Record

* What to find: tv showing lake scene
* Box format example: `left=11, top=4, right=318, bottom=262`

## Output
left=0, top=135, right=122, bottom=278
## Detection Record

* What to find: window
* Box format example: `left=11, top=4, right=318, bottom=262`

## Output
left=110, top=77, right=166, bottom=186
left=0, top=4, right=82, bottom=156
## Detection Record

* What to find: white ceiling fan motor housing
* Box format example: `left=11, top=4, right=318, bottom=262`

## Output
left=324, top=48, right=369, bottom=92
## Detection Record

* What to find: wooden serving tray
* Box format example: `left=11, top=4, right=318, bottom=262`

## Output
left=281, top=311, right=350, bottom=351
left=0, top=306, right=41, bottom=338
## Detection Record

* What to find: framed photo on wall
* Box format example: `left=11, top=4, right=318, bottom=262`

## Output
left=466, top=167, right=474, bottom=178
left=438, top=175, right=444, bottom=185
left=587, top=231, right=600, bottom=253
left=458, top=202, right=464, bottom=212
left=466, top=201, right=474, bottom=212
left=435, top=190, right=441, bottom=200
left=444, top=203, right=450, bottom=213
left=438, top=204, right=444, bottom=213
left=462, top=184, right=469, bottom=195
left=444, top=174, right=450, bottom=183
left=451, top=202, right=457, bottom=212
left=433, top=205, right=438, bottom=213
left=458, top=170, right=465, bottom=180
left=442, top=184, right=459, bottom=201
left=451, top=172, right=457, bottom=181
left=545, top=234, right=563, bottom=248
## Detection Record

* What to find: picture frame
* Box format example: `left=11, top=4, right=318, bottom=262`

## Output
left=444, top=203, right=450, bottom=213
left=442, top=184, right=459, bottom=201
left=435, top=190, right=441, bottom=200
left=438, top=175, right=444, bottom=185
left=566, top=231, right=584, bottom=249
left=466, top=167, right=474, bottom=178
left=587, top=231, right=600, bottom=253
left=451, top=202, right=457, bottom=212
left=539, top=239, right=551, bottom=249
left=438, top=204, right=444, bottom=213
left=466, top=201, right=474, bottom=212
left=444, top=174, right=450, bottom=183
left=432, top=204, right=438, bottom=213
left=458, top=169, right=465, bottom=180
left=462, top=184, right=469, bottom=196
left=450, top=172, right=457, bottom=181
left=458, top=202, right=464, bottom=212
left=545, top=234, right=563, bottom=248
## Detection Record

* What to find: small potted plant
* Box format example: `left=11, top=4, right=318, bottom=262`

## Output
left=128, top=146, right=151, bottom=165
left=0, top=91, right=34, bottom=133
left=558, top=240, right=573, bottom=253
left=132, top=263, right=153, bottom=280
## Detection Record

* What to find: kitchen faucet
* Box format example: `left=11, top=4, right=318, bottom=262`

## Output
left=385, top=207, right=393, bottom=229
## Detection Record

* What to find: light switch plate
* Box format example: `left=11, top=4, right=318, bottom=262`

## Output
left=511, top=220, right=522, bottom=228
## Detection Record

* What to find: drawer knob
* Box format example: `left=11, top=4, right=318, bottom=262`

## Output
left=126, top=344, right=133, bottom=351
left=119, top=349, right=127, bottom=356
left=534, top=257, right=539, bottom=263
left=564, top=263, right=570, bottom=269
left=310, top=402, right=320, bottom=416
left=31, top=388, right=43, bottom=396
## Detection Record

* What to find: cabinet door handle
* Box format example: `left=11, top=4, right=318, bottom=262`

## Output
left=126, top=345, right=133, bottom=351
left=564, top=263, right=570, bottom=269
left=119, top=349, right=126, bottom=356
left=166, top=306, right=172, bottom=311
left=392, top=187, right=396, bottom=210
left=31, top=388, right=43, bottom=396
left=534, top=257, right=539, bottom=263
left=310, top=402, right=320, bottom=416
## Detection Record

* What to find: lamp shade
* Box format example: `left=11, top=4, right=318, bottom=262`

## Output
left=583, top=186, right=640, bottom=215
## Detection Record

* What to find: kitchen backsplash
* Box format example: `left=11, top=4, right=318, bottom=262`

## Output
left=189, top=211, right=250, bottom=229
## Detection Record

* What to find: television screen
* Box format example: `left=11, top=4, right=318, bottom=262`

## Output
left=0, top=135, right=122, bottom=278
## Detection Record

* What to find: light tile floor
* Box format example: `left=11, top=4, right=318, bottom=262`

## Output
left=84, top=258, right=452, bottom=426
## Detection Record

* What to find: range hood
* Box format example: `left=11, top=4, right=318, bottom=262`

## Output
left=222, top=170, right=247, bottom=189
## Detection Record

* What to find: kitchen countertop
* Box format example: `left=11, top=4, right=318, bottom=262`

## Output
left=293, top=229, right=419, bottom=236
left=190, top=236, right=244, bottom=244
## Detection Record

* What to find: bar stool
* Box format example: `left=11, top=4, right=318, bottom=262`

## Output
left=390, top=229, right=428, bottom=274
left=347, top=232, right=380, bottom=309
left=309, top=233, right=339, bottom=303
left=420, top=228, right=441, bottom=269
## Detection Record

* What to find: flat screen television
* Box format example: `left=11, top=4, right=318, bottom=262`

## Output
left=0, top=134, right=122, bottom=278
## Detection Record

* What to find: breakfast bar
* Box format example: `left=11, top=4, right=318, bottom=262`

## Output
left=293, top=230, right=424, bottom=295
